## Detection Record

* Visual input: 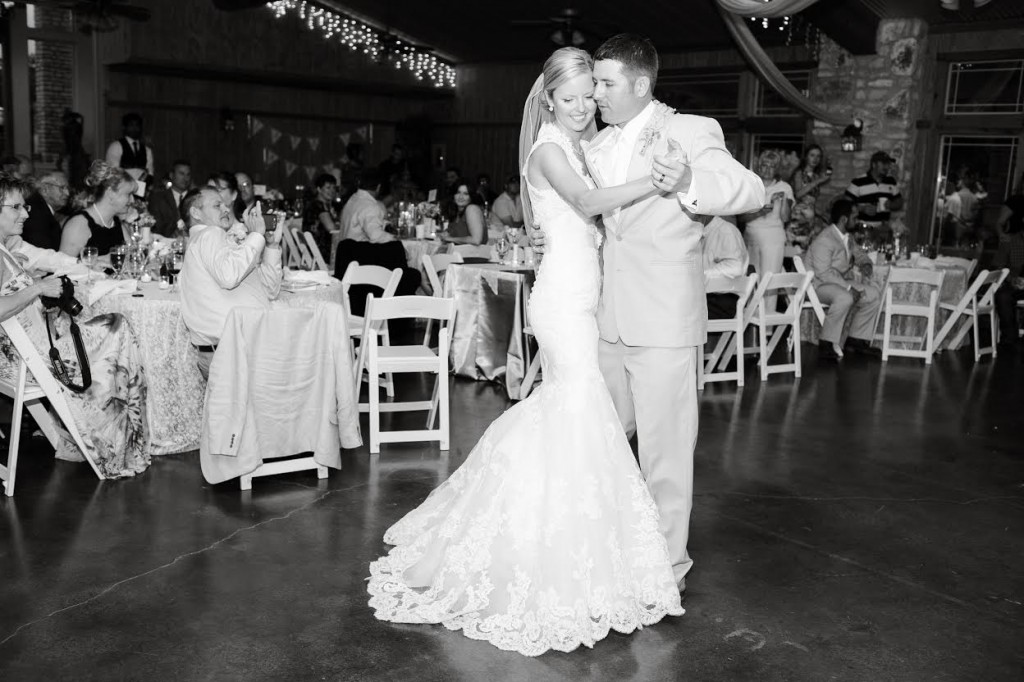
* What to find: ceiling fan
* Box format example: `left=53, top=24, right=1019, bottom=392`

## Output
left=511, top=7, right=610, bottom=48
left=28, top=0, right=151, bottom=33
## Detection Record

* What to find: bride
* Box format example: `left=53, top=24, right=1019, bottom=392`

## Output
left=367, top=47, right=683, bottom=656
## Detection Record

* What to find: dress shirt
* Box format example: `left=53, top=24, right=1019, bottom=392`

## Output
left=172, top=188, right=185, bottom=208
left=179, top=224, right=282, bottom=346
left=608, top=103, right=656, bottom=221
left=833, top=224, right=850, bottom=259
left=487, top=191, right=524, bottom=228
left=702, top=216, right=749, bottom=281
left=340, top=189, right=393, bottom=243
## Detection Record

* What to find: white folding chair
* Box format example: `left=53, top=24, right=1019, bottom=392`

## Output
left=301, top=230, right=330, bottom=271
left=881, top=268, right=946, bottom=364
left=699, top=273, right=758, bottom=389
left=342, top=262, right=402, bottom=400
left=358, top=295, right=456, bottom=454
left=291, top=228, right=315, bottom=270
left=792, top=254, right=827, bottom=325
left=279, top=223, right=303, bottom=269
left=0, top=317, right=104, bottom=495
left=748, top=271, right=813, bottom=380
left=933, top=268, right=1009, bottom=360
left=420, top=252, right=462, bottom=346
left=935, top=255, right=978, bottom=279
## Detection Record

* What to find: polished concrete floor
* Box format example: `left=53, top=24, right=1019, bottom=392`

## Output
left=1, top=346, right=1022, bottom=681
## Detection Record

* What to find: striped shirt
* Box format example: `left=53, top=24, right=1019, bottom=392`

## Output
left=844, top=173, right=901, bottom=222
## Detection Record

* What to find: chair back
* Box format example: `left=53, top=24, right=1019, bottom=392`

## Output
left=756, top=271, right=812, bottom=317
left=792, top=254, right=808, bottom=273
left=935, top=255, right=977, bottom=277
left=291, top=228, right=315, bottom=270
left=366, top=295, right=456, bottom=323
left=972, top=268, right=1009, bottom=308
left=886, top=267, right=945, bottom=288
left=279, top=221, right=302, bottom=268
left=340, top=262, right=402, bottom=319
left=706, top=273, right=756, bottom=298
left=301, top=230, right=330, bottom=271
left=421, top=253, right=462, bottom=297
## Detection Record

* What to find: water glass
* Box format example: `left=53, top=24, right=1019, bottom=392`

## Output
left=81, top=246, right=98, bottom=283
left=495, top=237, right=510, bottom=264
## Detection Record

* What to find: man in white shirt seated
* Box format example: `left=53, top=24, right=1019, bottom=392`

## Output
left=702, top=215, right=749, bottom=319
left=340, top=168, right=394, bottom=244
left=487, top=174, right=525, bottom=240
left=178, top=187, right=283, bottom=379
left=806, top=199, right=881, bottom=362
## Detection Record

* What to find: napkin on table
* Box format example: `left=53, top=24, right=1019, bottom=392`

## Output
left=86, top=279, right=138, bottom=306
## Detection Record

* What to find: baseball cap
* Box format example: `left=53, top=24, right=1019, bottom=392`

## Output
left=871, top=151, right=895, bottom=164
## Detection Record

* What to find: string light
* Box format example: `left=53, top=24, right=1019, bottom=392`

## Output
left=266, top=1, right=456, bottom=88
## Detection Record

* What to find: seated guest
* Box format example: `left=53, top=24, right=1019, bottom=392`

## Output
left=702, top=215, right=749, bottom=319
left=440, top=180, right=487, bottom=246
left=236, top=171, right=257, bottom=213
left=487, top=174, right=525, bottom=232
left=23, top=171, right=70, bottom=251
left=0, top=172, right=149, bottom=478
left=148, top=159, right=192, bottom=237
left=207, top=171, right=246, bottom=223
left=60, top=160, right=134, bottom=257
left=994, top=191, right=1024, bottom=350
left=303, top=173, right=340, bottom=259
left=179, top=187, right=283, bottom=379
left=340, top=168, right=394, bottom=244
left=806, top=199, right=882, bottom=361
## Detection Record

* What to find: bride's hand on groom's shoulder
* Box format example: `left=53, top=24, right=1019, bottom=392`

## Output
left=652, top=139, right=692, bottom=194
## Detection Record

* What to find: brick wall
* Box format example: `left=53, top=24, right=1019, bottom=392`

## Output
left=31, top=6, right=75, bottom=166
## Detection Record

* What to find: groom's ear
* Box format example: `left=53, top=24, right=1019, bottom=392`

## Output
left=633, top=76, right=652, bottom=98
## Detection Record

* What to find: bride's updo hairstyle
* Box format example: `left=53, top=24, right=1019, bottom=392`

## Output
left=80, top=159, right=135, bottom=207
left=541, top=47, right=594, bottom=110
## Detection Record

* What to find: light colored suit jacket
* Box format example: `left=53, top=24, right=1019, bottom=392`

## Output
left=584, top=105, right=765, bottom=347
left=806, top=225, right=871, bottom=288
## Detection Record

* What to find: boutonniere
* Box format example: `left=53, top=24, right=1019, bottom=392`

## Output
left=639, top=101, right=677, bottom=157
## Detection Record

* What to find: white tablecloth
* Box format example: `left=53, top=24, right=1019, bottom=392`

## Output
left=89, top=277, right=345, bottom=455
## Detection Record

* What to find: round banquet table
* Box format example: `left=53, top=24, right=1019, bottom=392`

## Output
left=88, top=277, right=345, bottom=455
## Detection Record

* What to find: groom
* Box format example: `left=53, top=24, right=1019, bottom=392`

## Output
left=585, top=34, right=764, bottom=590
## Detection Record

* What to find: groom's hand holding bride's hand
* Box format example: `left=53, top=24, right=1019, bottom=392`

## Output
left=652, top=138, right=693, bottom=194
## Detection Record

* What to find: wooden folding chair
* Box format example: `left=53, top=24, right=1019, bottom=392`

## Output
left=699, top=273, right=758, bottom=389
left=748, top=271, right=813, bottom=380
left=881, top=268, right=946, bottom=364
left=933, top=268, right=1008, bottom=360
left=342, top=262, right=402, bottom=402
left=420, top=252, right=462, bottom=346
left=0, top=317, right=104, bottom=495
left=279, top=223, right=303, bottom=269
left=792, top=254, right=827, bottom=325
left=301, top=230, right=330, bottom=271
left=358, top=295, right=456, bottom=454
left=291, top=228, right=315, bottom=270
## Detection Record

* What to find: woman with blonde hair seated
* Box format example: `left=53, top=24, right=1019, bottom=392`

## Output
left=60, top=160, right=136, bottom=257
left=0, top=172, right=149, bottom=478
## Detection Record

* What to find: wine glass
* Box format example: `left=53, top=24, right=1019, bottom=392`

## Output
left=495, top=236, right=510, bottom=264
left=169, top=252, right=184, bottom=291
left=110, top=245, right=127, bottom=279
left=81, top=246, right=98, bottom=283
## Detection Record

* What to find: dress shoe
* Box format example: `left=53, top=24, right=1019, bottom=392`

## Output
left=844, top=337, right=881, bottom=358
left=818, top=342, right=842, bottom=362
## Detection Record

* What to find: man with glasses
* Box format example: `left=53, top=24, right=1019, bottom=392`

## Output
left=23, top=171, right=70, bottom=251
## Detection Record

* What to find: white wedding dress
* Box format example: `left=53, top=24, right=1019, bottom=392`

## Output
left=367, top=122, right=683, bottom=656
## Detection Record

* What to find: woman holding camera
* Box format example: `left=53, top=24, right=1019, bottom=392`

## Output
left=0, top=172, right=150, bottom=479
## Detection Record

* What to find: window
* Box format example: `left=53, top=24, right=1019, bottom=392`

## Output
left=754, top=69, right=812, bottom=117
left=945, top=59, right=1024, bottom=115
left=655, top=70, right=741, bottom=118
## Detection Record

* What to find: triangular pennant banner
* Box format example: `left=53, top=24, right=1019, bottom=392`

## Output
left=290, top=134, right=302, bottom=151
left=354, top=126, right=368, bottom=139
left=307, top=136, right=320, bottom=152
left=339, top=132, right=351, bottom=146
left=270, top=127, right=282, bottom=145
left=250, top=117, right=265, bottom=137
left=284, top=161, right=297, bottom=177
left=264, top=149, right=278, bottom=166
left=304, top=165, right=317, bottom=181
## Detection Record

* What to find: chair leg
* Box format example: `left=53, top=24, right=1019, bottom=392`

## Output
left=438, top=368, right=450, bottom=451
left=736, top=327, right=745, bottom=387
left=882, top=310, right=891, bottom=362
left=240, top=474, right=252, bottom=491
left=991, top=311, right=998, bottom=358
left=369, top=354, right=381, bottom=454
left=973, top=309, right=980, bottom=362
left=381, top=328, right=395, bottom=398
left=426, top=374, right=439, bottom=429
left=422, top=318, right=434, bottom=347
left=316, top=465, right=328, bottom=480
left=4, top=383, right=26, bottom=496
left=759, top=320, right=769, bottom=381
left=925, top=314, right=935, bottom=365
left=519, top=352, right=542, bottom=400
left=793, top=322, right=803, bottom=378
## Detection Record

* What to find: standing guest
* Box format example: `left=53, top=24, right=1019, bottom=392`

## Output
left=741, top=149, right=792, bottom=310
left=844, top=151, right=902, bottom=232
left=105, top=113, right=154, bottom=182
left=439, top=165, right=461, bottom=202
left=475, top=173, right=497, bottom=207
left=993, top=191, right=1024, bottom=350
left=488, top=174, right=525, bottom=231
left=23, top=171, right=70, bottom=251
left=303, top=173, right=340, bottom=259
left=178, top=188, right=282, bottom=379
left=377, top=144, right=408, bottom=199
left=788, top=144, right=830, bottom=249
left=806, top=199, right=881, bottom=362
left=340, top=168, right=393, bottom=244
left=0, top=172, right=149, bottom=478
left=60, top=160, right=133, bottom=257
left=944, top=169, right=985, bottom=247
left=148, top=159, right=192, bottom=237
left=207, top=171, right=246, bottom=223
left=236, top=172, right=257, bottom=212
left=703, top=215, right=749, bottom=319
left=440, top=180, right=487, bottom=246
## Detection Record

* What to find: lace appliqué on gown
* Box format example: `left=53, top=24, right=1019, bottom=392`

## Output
left=367, top=122, right=682, bottom=656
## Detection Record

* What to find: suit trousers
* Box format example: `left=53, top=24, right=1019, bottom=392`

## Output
left=598, top=339, right=697, bottom=585
left=744, top=226, right=786, bottom=312
left=816, top=281, right=881, bottom=344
